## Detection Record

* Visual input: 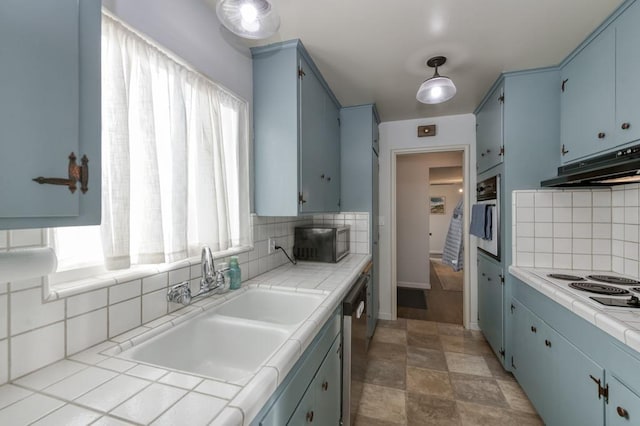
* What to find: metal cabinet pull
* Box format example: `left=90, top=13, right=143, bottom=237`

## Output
left=321, top=381, right=328, bottom=391
left=32, top=152, right=89, bottom=194
left=561, top=144, right=569, bottom=156
left=617, top=406, right=629, bottom=419
left=622, top=122, right=631, bottom=130
left=544, top=339, right=552, bottom=347
left=306, top=411, right=314, bottom=422
left=530, top=326, right=537, bottom=333
left=598, top=132, right=606, bottom=139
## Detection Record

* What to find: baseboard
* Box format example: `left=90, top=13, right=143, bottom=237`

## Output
left=469, top=321, right=480, bottom=331
left=397, top=281, right=431, bottom=290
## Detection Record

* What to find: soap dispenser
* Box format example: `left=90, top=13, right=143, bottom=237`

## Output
left=229, top=256, right=241, bottom=290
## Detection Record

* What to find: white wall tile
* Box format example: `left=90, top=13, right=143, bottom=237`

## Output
left=573, top=223, right=592, bottom=239
left=612, top=224, right=625, bottom=241
left=572, top=239, right=592, bottom=255
left=592, top=208, right=611, bottom=223
left=572, top=192, right=592, bottom=207
left=593, top=255, right=612, bottom=271
left=572, top=254, right=592, bottom=270
left=612, top=207, right=624, bottom=223
left=572, top=207, right=592, bottom=223
left=516, top=192, right=535, bottom=207
left=553, top=207, right=572, bottom=223
left=534, top=253, right=553, bottom=268
left=517, top=238, right=534, bottom=252
left=517, top=252, right=534, bottom=267
left=10, top=289, right=64, bottom=335
left=592, top=191, right=611, bottom=207
left=516, top=223, right=535, bottom=238
left=624, top=242, right=639, bottom=260
left=553, top=192, right=572, bottom=207
left=516, top=207, right=534, bottom=222
left=612, top=240, right=624, bottom=257
left=625, top=259, right=639, bottom=277
left=535, top=238, right=553, bottom=253
left=0, top=296, right=6, bottom=340
left=592, top=223, right=611, bottom=239
left=534, top=192, right=553, bottom=207
left=553, top=238, right=572, bottom=254
left=142, top=289, right=167, bottom=324
left=612, top=256, right=624, bottom=274
left=67, top=289, right=107, bottom=318
left=625, top=207, right=639, bottom=224
left=535, top=208, right=552, bottom=223
left=168, top=267, right=190, bottom=286
left=612, top=189, right=625, bottom=207
left=109, top=280, right=141, bottom=305
left=10, top=277, right=42, bottom=292
left=0, top=340, right=7, bottom=385
left=553, top=223, right=572, bottom=238
left=67, top=308, right=107, bottom=355
left=553, top=254, right=572, bottom=269
left=109, top=298, right=141, bottom=338
left=625, top=224, right=639, bottom=243
left=9, top=229, right=43, bottom=247
left=625, top=187, right=639, bottom=206
left=143, top=273, right=168, bottom=294
left=11, top=323, right=65, bottom=379
left=592, top=239, right=611, bottom=255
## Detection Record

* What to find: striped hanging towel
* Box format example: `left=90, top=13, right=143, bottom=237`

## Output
left=442, top=199, right=464, bottom=271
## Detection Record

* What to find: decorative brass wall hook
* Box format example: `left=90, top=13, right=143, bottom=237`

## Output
left=32, top=152, right=89, bottom=194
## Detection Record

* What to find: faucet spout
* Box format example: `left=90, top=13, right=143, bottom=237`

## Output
left=201, top=246, right=216, bottom=291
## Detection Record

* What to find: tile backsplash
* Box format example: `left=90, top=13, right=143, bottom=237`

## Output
left=0, top=213, right=369, bottom=385
left=513, top=184, right=640, bottom=277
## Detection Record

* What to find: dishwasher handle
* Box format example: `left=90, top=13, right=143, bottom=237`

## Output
left=355, top=300, right=365, bottom=319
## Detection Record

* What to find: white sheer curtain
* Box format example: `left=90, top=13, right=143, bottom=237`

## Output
left=94, top=13, right=251, bottom=270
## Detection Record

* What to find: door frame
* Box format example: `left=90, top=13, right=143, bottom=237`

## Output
left=390, top=144, right=472, bottom=328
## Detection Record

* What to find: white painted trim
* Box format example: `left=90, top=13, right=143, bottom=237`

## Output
left=390, top=144, right=472, bottom=330
left=397, top=281, right=431, bottom=290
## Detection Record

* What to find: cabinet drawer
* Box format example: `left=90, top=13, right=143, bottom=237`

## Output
left=608, top=343, right=640, bottom=396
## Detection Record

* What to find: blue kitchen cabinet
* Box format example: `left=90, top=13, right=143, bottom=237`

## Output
left=474, top=68, right=560, bottom=367
left=254, top=308, right=342, bottom=426
left=340, top=104, right=380, bottom=340
left=252, top=40, right=341, bottom=216
left=510, top=297, right=605, bottom=426
left=477, top=254, right=504, bottom=360
left=560, top=0, right=640, bottom=164
left=0, top=0, right=101, bottom=229
left=475, top=81, right=504, bottom=174
left=560, top=26, right=615, bottom=164
left=606, top=376, right=640, bottom=425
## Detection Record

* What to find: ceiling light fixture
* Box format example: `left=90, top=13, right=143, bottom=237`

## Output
left=216, top=0, right=280, bottom=39
left=416, top=56, right=457, bottom=104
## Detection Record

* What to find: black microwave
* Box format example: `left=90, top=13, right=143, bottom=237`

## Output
left=294, top=225, right=350, bottom=263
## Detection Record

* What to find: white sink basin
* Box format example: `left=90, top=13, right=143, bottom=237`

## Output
left=118, top=287, right=326, bottom=382
left=215, top=288, right=326, bottom=325
left=120, top=314, right=289, bottom=382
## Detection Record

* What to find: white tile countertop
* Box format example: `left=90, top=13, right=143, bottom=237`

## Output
left=510, top=266, right=640, bottom=354
left=0, top=254, right=371, bottom=425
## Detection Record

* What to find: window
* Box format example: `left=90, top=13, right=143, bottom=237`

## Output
left=52, top=12, right=251, bottom=275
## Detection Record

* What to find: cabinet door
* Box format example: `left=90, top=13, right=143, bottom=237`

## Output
left=607, top=376, right=640, bottom=425
left=560, top=28, right=615, bottom=164
left=0, top=0, right=101, bottom=227
left=477, top=256, right=503, bottom=361
left=369, top=150, right=379, bottom=338
left=475, top=82, right=504, bottom=173
left=313, top=336, right=342, bottom=426
left=322, top=96, right=340, bottom=212
left=287, top=382, right=316, bottom=426
left=542, top=325, right=604, bottom=426
left=615, top=0, right=640, bottom=145
left=299, top=56, right=328, bottom=214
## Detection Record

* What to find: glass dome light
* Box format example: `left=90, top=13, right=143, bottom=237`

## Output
left=216, top=0, right=280, bottom=39
left=416, top=56, right=457, bottom=104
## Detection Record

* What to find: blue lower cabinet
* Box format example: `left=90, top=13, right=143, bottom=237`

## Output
left=477, top=255, right=504, bottom=362
left=255, top=309, right=342, bottom=426
left=606, top=376, right=640, bottom=425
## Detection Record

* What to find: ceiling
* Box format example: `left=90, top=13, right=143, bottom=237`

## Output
left=210, top=0, right=624, bottom=122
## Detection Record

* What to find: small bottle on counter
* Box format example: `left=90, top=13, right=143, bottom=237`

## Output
left=229, top=256, right=242, bottom=290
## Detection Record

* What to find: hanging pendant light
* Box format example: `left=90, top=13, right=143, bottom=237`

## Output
left=416, top=56, right=457, bottom=104
left=216, top=0, right=280, bottom=39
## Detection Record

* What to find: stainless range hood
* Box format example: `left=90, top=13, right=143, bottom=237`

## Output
left=541, top=144, right=640, bottom=187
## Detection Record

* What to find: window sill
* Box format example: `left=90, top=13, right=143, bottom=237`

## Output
left=44, top=245, right=254, bottom=300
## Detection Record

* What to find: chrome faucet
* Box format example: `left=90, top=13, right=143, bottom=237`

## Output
left=167, top=246, right=229, bottom=305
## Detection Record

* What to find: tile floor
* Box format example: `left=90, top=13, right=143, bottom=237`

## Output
left=353, top=319, right=543, bottom=426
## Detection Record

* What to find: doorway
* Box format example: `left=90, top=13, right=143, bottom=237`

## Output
left=393, top=149, right=468, bottom=325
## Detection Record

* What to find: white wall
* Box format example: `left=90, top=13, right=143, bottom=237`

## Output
left=396, top=153, right=463, bottom=289
left=378, top=114, right=476, bottom=327
left=430, top=183, right=463, bottom=255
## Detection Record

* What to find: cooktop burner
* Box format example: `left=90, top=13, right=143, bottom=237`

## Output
left=569, top=282, right=630, bottom=295
left=587, top=275, right=640, bottom=285
left=591, top=295, right=640, bottom=308
left=547, top=273, right=585, bottom=281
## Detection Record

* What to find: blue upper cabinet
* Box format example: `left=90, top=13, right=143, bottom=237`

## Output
left=475, top=81, right=504, bottom=174
left=252, top=40, right=341, bottom=216
left=560, top=0, right=640, bottom=164
left=0, top=0, right=101, bottom=229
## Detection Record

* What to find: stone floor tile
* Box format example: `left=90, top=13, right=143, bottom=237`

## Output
left=372, top=327, right=407, bottom=346
left=482, top=354, right=515, bottom=381
left=364, top=359, right=406, bottom=390
left=407, top=346, right=448, bottom=371
left=406, top=393, right=461, bottom=426
left=444, top=352, right=492, bottom=377
left=356, top=383, right=407, bottom=424
left=407, top=332, right=442, bottom=350
left=407, top=319, right=438, bottom=335
left=377, top=319, right=407, bottom=330
left=406, top=366, right=454, bottom=399
left=456, top=401, right=543, bottom=426
left=440, top=335, right=494, bottom=356
left=497, top=379, right=538, bottom=414
left=449, top=373, right=509, bottom=408
left=354, top=414, right=405, bottom=426
left=367, top=341, right=407, bottom=364
left=437, top=323, right=466, bottom=336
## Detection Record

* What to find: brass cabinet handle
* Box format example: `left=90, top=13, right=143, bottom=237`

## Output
left=306, top=411, right=314, bottom=422
left=617, top=406, right=629, bottom=419
left=598, top=132, right=606, bottom=139
left=322, top=381, right=328, bottom=391
left=530, top=326, right=537, bottom=333
left=622, top=122, right=631, bottom=130
left=32, top=152, right=89, bottom=194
